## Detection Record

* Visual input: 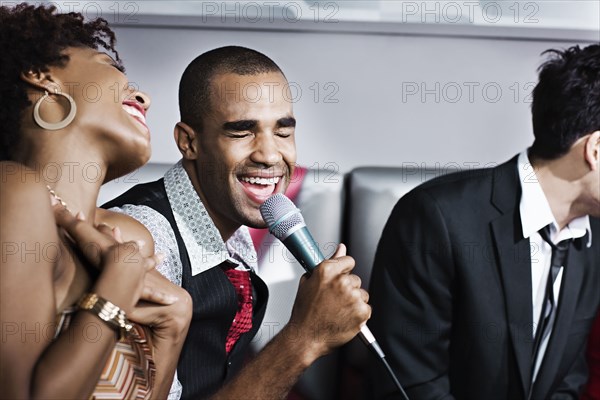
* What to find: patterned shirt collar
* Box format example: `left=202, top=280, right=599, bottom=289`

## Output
left=164, top=160, right=257, bottom=276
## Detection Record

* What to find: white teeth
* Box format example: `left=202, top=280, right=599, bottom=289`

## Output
left=123, top=105, right=146, bottom=123
left=240, top=176, right=281, bottom=185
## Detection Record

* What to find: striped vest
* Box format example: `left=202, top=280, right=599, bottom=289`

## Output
left=103, top=179, right=268, bottom=399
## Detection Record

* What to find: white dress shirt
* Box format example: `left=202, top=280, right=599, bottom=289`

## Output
left=517, top=150, right=592, bottom=382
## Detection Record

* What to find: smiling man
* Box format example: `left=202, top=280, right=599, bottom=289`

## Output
left=103, top=46, right=370, bottom=400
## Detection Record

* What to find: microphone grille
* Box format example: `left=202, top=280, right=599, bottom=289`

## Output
left=260, top=193, right=305, bottom=240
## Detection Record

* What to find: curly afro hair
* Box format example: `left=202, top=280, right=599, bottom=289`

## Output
left=0, top=3, right=122, bottom=161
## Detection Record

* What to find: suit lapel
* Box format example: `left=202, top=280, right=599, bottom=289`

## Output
left=531, top=240, right=587, bottom=399
left=490, top=156, right=534, bottom=395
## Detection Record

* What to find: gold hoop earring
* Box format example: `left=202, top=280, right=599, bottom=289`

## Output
left=33, top=89, right=77, bottom=131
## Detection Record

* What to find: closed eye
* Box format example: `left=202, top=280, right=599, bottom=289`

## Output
left=226, top=132, right=252, bottom=139
left=276, top=130, right=293, bottom=138
left=112, top=62, right=126, bottom=73
left=100, top=52, right=126, bottom=73
left=223, top=120, right=256, bottom=137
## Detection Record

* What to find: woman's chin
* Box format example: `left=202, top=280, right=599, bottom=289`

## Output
left=104, top=152, right=150, bottom=184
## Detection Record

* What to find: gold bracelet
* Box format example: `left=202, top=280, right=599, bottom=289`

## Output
left=78, top=293, right=133, bottom=339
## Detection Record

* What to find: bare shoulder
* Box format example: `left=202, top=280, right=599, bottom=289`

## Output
left=0, top=165, right=62, bottom=397
left=1, top=161, right=58, bottom=242
left=96, top=208, right=155, bottom=255
left=1, top=161, right=46, bottom=195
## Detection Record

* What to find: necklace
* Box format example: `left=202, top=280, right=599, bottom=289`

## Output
left=46, top=185, right=71, bottom=213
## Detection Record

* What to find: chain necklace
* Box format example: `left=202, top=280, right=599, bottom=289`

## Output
left=46, top=185, right=71, bottom=213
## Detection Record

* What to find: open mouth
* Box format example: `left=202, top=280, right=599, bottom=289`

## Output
left=122, top=101, right=148, bottom=132
left=238, top=174, right=283, bottom=204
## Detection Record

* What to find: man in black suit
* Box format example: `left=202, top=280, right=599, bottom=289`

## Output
left=369, top=44, right=600, bottom=399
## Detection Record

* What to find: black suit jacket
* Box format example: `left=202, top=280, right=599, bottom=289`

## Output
left=368, top=156, right=600, bottom=400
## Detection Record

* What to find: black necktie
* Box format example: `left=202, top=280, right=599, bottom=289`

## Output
left=531, top=225, right=572, bottom=378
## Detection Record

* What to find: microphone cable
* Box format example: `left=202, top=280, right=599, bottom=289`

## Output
left=260, top=193, right=410, bottom=400
left=380, top=352, right=410, bottom=400
left=356, top=322, right=409, bottom=399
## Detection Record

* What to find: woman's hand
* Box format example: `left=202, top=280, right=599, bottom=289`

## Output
left=129, top=270, right=192, bottom=341
left=90, top=208, right=193, bottom=399
left=52, top=205, right=173, bottom=313
left=54, top=205, right=191, bottom=336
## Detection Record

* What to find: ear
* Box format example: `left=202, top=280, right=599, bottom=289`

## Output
left=174, top=122, right=199, bottom=160
left=19, top=69, right=58, bottom=93
left=583, top=130, right=600, bottom=171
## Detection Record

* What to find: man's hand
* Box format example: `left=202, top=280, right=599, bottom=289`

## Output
left=286, top=243, right=371, bottom=364
left=212, top=243, right=371, bottom=400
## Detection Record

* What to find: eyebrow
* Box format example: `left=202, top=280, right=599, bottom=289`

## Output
left=278, top=117, right=296, bottom=128
left=222, top=116, right=296, bottom=132
left=223, top=120, right=257, bottom=131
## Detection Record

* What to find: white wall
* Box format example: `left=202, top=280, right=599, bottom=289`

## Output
left=99, top=16, right=597, bottom=203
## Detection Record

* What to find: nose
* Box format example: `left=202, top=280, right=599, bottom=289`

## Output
left=133, top=90, right=151, bottom=111
left=126, top=84, right=151, bottom=111
left=250, top=133, right=283, bottom=167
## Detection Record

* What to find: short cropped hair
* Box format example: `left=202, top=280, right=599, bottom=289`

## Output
left=178, top=46, right=284, bottom=132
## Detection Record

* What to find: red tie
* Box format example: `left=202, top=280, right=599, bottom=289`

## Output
left=223, top=267, right=253, bottom=354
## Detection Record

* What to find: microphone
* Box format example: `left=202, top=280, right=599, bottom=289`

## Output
left=260, top=193, right=409, bottom=399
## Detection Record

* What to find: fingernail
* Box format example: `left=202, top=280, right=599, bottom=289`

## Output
left=76, top=211, right=86, bottom=221
left=135, top=239, right=146, bottom=248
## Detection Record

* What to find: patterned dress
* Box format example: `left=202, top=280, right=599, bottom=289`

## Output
left=55, top=307, right=156, bottom=399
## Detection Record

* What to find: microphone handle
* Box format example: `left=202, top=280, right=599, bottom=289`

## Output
left=281, top=229, right=409, bottom=399
left=281, top=226, right=324, bottom=272
left=282, top=228, right=381, bottom=349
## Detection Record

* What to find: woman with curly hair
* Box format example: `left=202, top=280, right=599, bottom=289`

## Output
left=0, top=4, right=191, bottom=399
